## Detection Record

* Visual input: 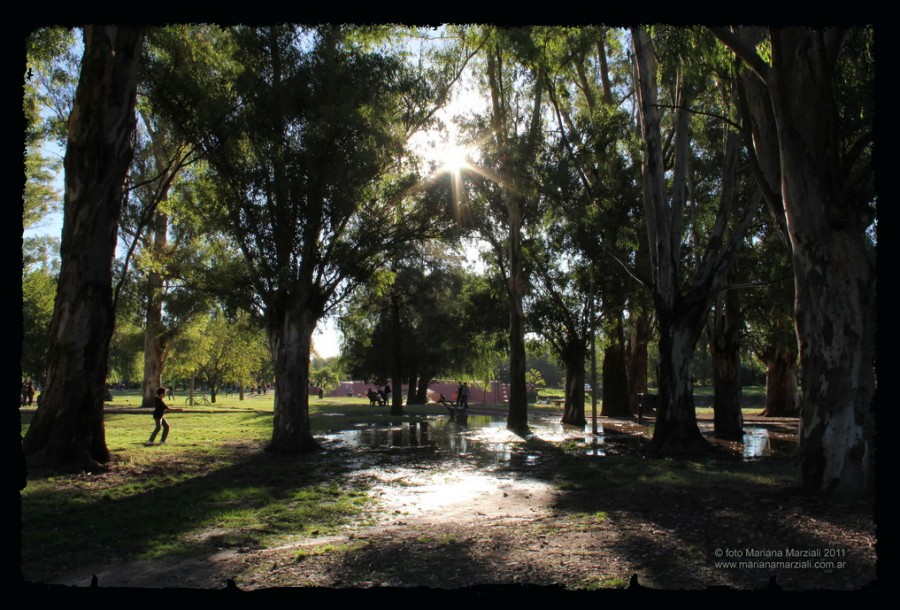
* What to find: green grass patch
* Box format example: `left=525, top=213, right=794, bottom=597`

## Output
left=293, top=540, right=369, bottom=562
left=578, top=575, right=629, bottom=590
left=20, top=406, right=374, bottom=582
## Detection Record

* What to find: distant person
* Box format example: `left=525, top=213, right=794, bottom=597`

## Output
left=145, top=387, right=171, bottom=446
left=459, top=382, right=470, bottom=409
left=368, top=387, right=382, bottom=406
left=383, top=383, right=392, bottom=405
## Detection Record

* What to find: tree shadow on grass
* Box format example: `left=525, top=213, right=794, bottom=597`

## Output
left=512, top=433, right=876, bottom=591
left=21, top=438, right=369, bottom=586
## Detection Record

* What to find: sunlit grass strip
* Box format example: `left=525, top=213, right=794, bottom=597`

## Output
left=20, top=408, right=373, bottom=582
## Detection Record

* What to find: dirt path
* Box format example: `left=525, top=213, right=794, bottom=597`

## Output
left=44, top=418, right=877, bottom=592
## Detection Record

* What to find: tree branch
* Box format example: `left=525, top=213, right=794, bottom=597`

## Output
left=709, top=27, right=771, bottom=85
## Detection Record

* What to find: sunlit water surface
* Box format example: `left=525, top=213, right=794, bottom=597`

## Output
left=320, top=413, right=796, bottom=460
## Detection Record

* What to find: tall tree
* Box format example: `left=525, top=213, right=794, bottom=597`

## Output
left=146, top=25, right=453, bottom=452
left=742, top=223, right=799, bottom=418
left=122, top=106, right=205, bottom=409
left=465, top=28, right=545, bottom=433
left=340, top=247, right=496, bottom=402
left=176, top=307, right=268, bottom=403
left=631, top=27, right=757, bottom=455
left=525, top=235, right=595, bottom=426
left=534, top=27, right=645, bottom=420
left=706, top=267, right=744, bottom=440
left=713, top=27, right=876, bottom=496
left=22, top=26, right=144, bottom=470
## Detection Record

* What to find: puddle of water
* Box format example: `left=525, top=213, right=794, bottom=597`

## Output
left=323, top=414, right=610, bottom=462
left=737, top=427, right=797, bottom=459
left=360, top=465, right=556, bottom=519
left=322, top=413, right=795, bottom=460
left=630, top=421, right=796, bottom=458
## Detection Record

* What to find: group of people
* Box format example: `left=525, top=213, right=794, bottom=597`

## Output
left=20, top=380, right=36, bottom=406
left=438, top=382, right=470, bottom=409
left=367, top=383, right=392, bottom=406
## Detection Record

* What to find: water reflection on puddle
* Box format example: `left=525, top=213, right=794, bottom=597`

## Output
left=321, top=413, right=796, bottom=460
left=732, top=426, right=797, bottom=459
left=322, top=416, right=516, bottom=461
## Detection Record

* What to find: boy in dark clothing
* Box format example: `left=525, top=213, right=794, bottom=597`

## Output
left=459, top=382, right=469, bottom=409
left=146, top=387, right=171, bottom=445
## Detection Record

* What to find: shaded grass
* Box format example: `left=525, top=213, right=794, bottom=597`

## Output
left=551, top=452, right=796, bottom=494
left=20, top=408, right=372, bottom=582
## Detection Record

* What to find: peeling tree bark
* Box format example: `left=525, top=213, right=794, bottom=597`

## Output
left=268, top=301, right=319, bottom=453
left=713, top=27, right=876, bottom=496
left=653, top=298, right=710, bottom=453
left=771, top=30, right=875, bottom=497
left=22, top=26, right=144, bottom=471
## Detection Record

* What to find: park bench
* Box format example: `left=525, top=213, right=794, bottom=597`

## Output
left=437, top=394, right=468, bottom=422
left=637, top=392, right=658, bottom=424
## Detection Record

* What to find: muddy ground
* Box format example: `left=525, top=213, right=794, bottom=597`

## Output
left=32, top=412, right=878, bottom=595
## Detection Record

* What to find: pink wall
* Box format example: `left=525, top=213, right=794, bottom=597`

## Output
left=332, top=380, right=512, bottom=404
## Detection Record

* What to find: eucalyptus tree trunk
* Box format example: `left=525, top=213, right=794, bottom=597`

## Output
left=415, top=374, right=432, bottom=405
left=625, top=314, right=650, bottom=414
left=141, top=210, right=169, bottom=409
left=762, top=347, right=799, bottom=417
left=268, top=302, right=319, bottom=453
left=389, top=287, right=404, bottom=415
left=485, top=40, right=542, bottom=434
left=601, top=343, right=631, bottom=418
left=653, top=300, right=709, bottom=453
left=505, top=222, right=529, bottom=431
left=601, top=317, right=631, bottom=418
left=22, top=26, right=144, bottom=470
left=632, top=29, right=706, bottom=455
left=407, top=371, right=419, bottom=405
left=632, top=28, right=753, bottom=455
left=709, top=279, right=744, bottom=440
left=771, top=30, right=875, bottom=497
left=560, top=343, right=587, bottom=427
left=137, top=110, right=182, bottom=410
left=713, top=27, right=875, bottom=496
